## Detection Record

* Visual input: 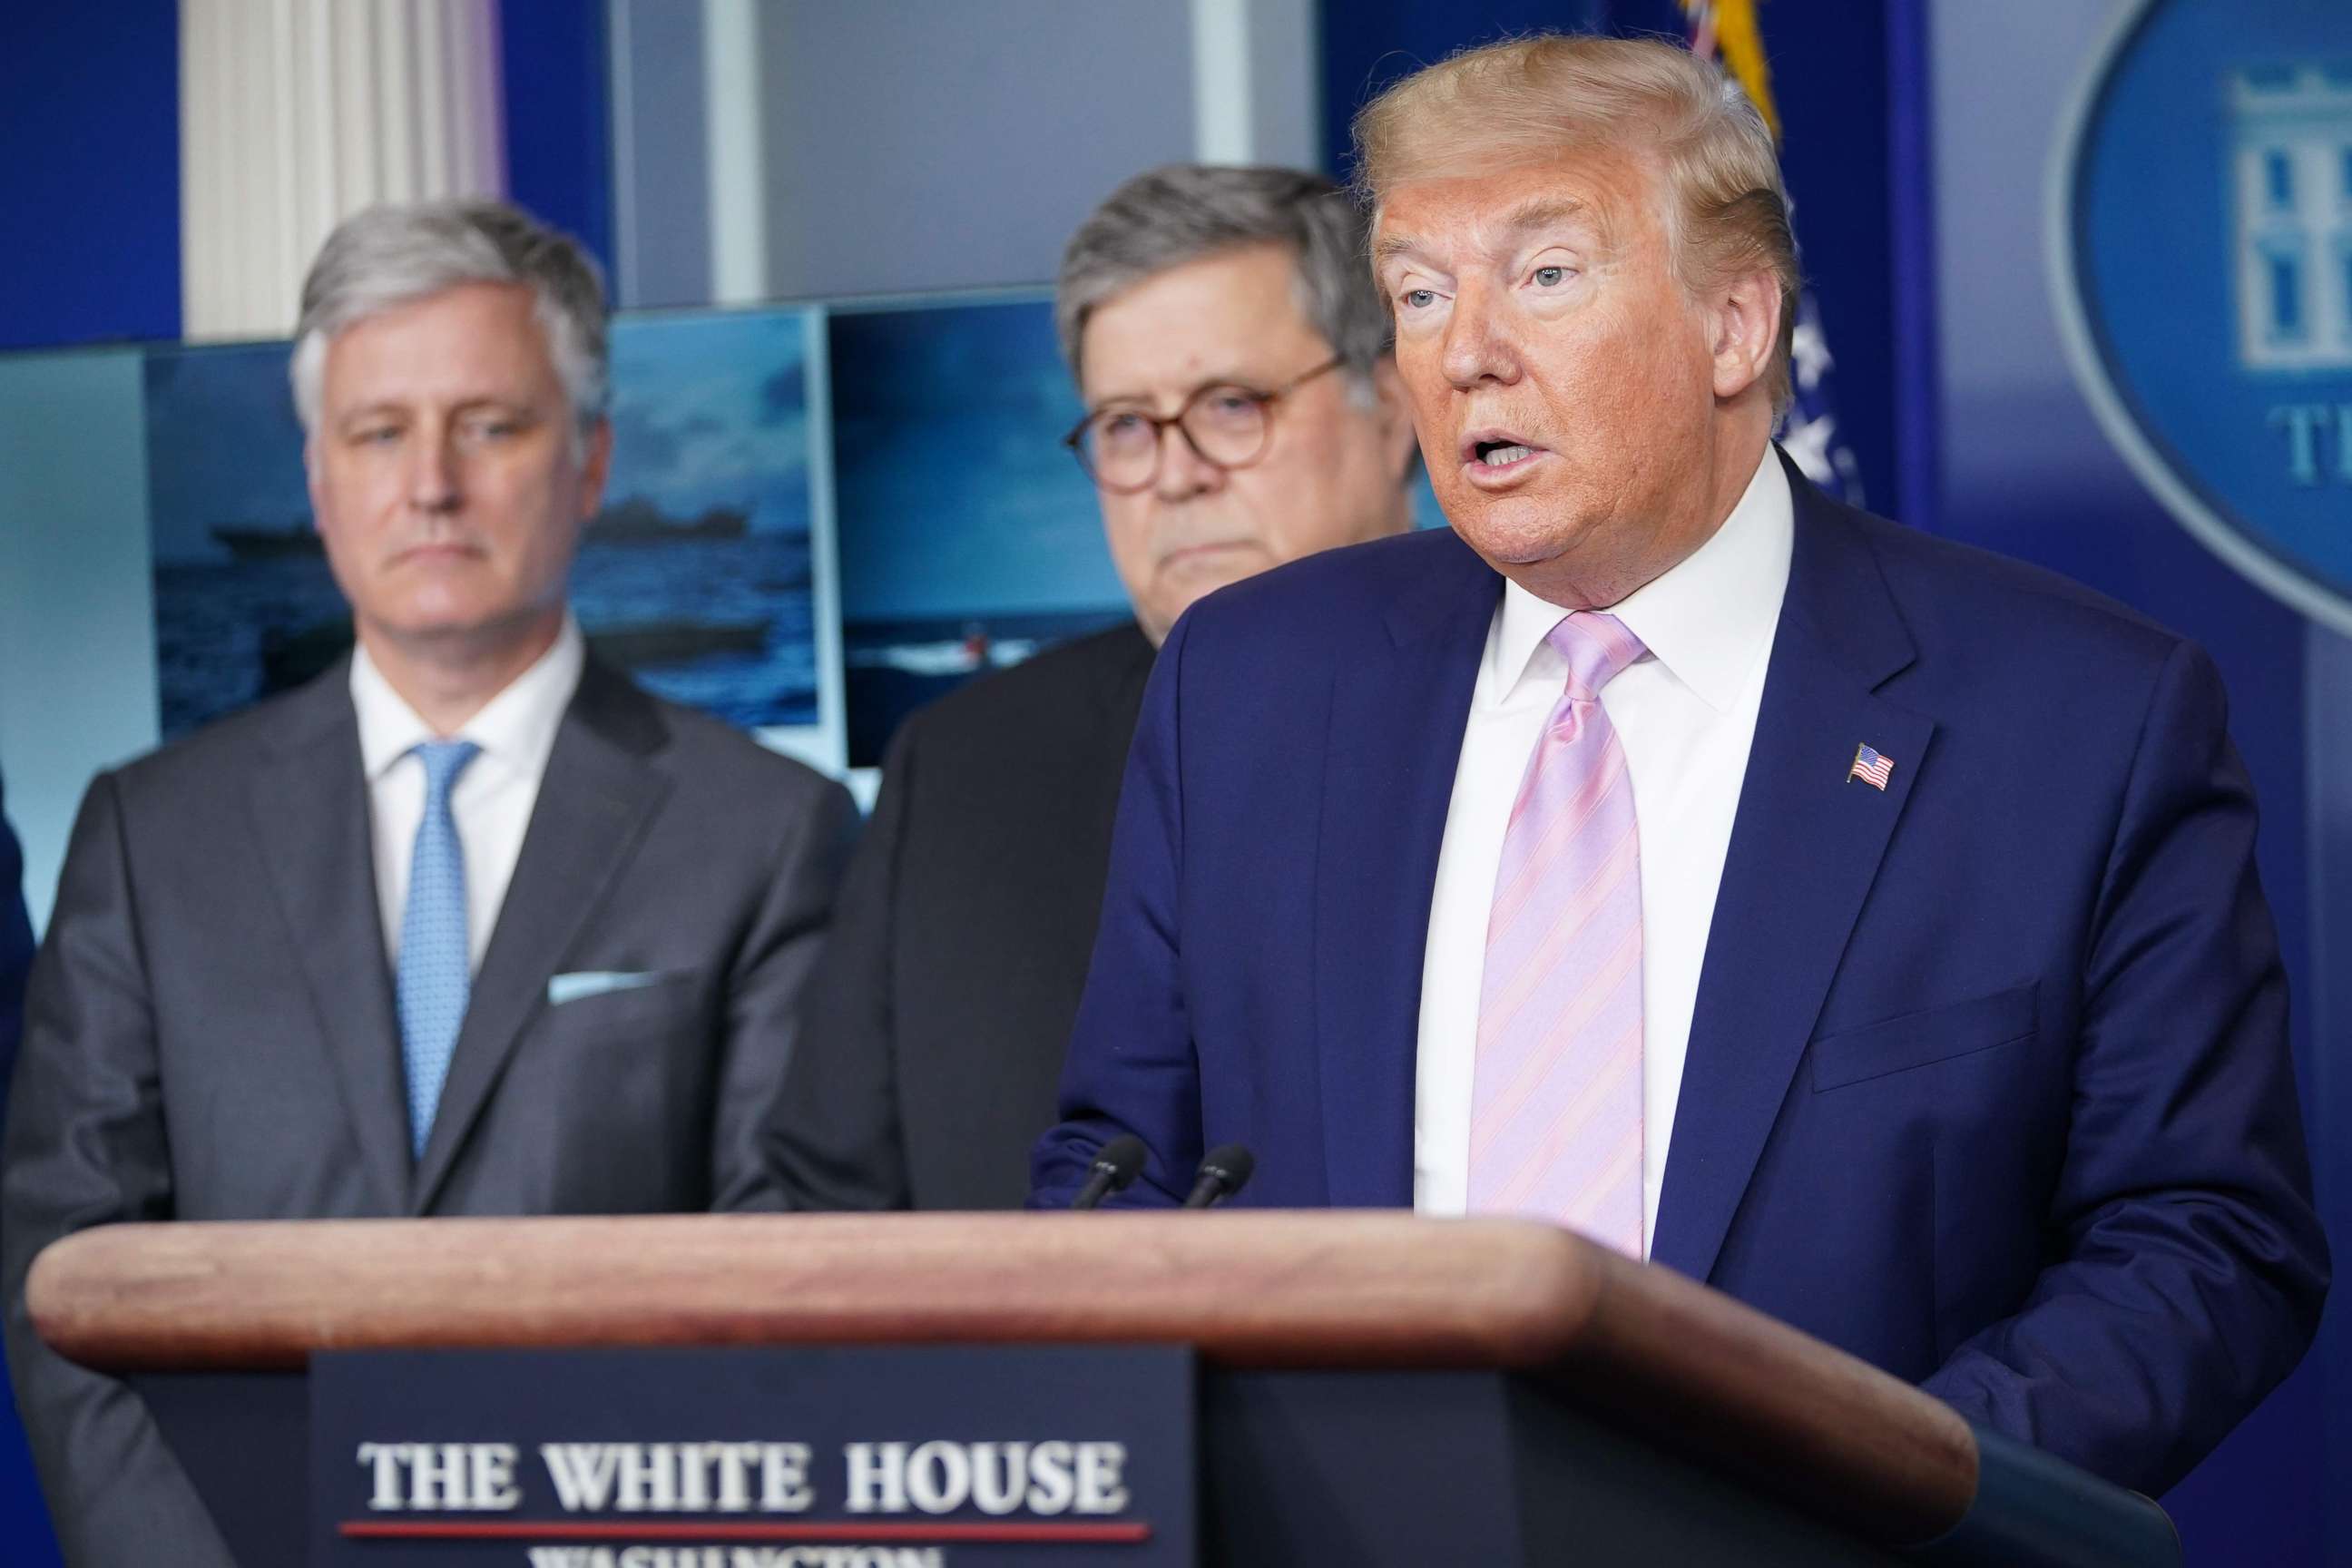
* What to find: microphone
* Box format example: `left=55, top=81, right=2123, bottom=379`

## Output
left=1181, top=1144, right=1256, bottom=1210
left=1070, top=1135, right=1148, bottom=1210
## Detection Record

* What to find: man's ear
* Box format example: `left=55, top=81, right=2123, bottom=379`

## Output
left=1709, top=269, right=1783, bottom=403
left=578, top=417, right=614, bottom=517
left=303, top=439, right=327, bottom=534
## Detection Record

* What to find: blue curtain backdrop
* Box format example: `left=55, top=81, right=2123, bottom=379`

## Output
left=499, top=0, right=617, bottom=287
left=0, top=3, right=179, bottom=352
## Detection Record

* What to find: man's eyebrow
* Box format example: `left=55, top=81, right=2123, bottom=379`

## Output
left=1085, top=370, right=1263, bottom=411
left=1374, top=195, right=1599, bottom=265
left=334, top=395, right=535, bottom=422
left=1494, top=195, right=1593, bottom=237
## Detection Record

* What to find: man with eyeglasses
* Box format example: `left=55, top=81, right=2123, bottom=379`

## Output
left=770, top=165, right=1419, bottom=1210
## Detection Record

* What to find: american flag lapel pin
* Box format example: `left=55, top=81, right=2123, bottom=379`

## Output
left=1847, top=744, right=1894, bottom=790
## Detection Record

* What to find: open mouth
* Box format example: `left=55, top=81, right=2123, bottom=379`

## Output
left=1462, top=431, right=1548, bottom=475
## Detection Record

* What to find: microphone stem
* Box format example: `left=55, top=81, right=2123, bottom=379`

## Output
left=1182, top=1175, right=1228, bottom=1210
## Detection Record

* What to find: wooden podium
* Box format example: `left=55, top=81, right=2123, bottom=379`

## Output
left=28, top=1212, right=2179, bottom=1565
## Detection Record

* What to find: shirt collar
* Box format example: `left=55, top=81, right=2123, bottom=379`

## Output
left=351, top=613, right=587, bottom=782
left=1492, top=445, right=1794, bottom=713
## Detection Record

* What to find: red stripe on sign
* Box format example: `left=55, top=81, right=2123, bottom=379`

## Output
left=340, top=1519, right=1152, bottom=1544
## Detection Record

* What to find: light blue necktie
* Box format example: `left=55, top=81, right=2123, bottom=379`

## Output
left=397, top=739, right=481, bottom=1159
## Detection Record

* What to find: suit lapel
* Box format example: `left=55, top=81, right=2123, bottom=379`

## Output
left=1650, top=469, right=1936, bottom=1281
left=1316, top=534, right=1498, bottom=1206
left=410, top=662, right=672, bottom=1212
left=249, top=665, right=412, bottom=1212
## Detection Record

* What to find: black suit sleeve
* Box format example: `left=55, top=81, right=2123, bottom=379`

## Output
left=709, top=769, right=861, bottom=1213
left=2, top=774, right=240, bottom=1566
left=764, top=720, right=923, bottom=1210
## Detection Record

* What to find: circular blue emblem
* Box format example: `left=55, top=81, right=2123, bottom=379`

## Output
left=2051, top=0, right=2352, bottom=634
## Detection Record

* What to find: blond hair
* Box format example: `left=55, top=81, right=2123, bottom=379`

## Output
left=1352, top=34, right=1798, bottom=411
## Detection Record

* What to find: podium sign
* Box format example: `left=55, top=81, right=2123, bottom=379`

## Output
left=309, top=1345, right=1195, bottom=1567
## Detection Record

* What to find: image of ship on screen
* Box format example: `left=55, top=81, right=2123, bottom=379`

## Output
left=841, top=608, right=1132, bottom=766
left=145, top=309, right=825, bottom=739
left=830, top=297, right=1132, bottom=767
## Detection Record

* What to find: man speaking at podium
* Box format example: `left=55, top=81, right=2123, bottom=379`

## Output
left=1034, top=36, right=2328, bottom=1495
left=2, top=201, right=855, bottom=1565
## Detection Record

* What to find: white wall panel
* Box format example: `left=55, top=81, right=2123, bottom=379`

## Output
left=611, top=0, right=1317, bottom=308
left=180, top=0, right=506, bottom=340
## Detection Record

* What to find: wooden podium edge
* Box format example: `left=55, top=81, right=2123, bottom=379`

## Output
left=28, top=1210, right=1977, bottom=1544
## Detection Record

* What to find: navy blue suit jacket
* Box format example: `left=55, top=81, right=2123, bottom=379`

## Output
left=1034, top=458, right=2328, bottom=1495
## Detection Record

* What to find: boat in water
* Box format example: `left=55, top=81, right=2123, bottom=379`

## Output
left=586, top=497, right=750, bottom=544
left=844, top=622, right=1043, bottom=677
left=210, top=523, right=322, bottom=559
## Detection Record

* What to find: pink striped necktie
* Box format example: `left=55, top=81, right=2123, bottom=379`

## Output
left=1468, top=611, right=1648, bottom=1257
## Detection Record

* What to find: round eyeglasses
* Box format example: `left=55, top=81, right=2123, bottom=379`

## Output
left=1063, top=357, right=1344, bottom=495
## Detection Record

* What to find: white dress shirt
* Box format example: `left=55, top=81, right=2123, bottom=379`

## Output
left=353, top=616, right=586, bottom=974
left=1414, top=448, right=1793, bottom=1254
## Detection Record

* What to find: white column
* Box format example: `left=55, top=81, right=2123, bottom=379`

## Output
left=605, top=0, right=642, bottom=298
left=1190, top=0, right=1255, bottom=165
left=180, top=0, right=506, bottom=341
left=703, top=0, right=767, bottom=305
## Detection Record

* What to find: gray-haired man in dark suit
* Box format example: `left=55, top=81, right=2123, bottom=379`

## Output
left=1, top=201, right=856, bottom=1566
left=770, top=166, right=1420, bottom=1210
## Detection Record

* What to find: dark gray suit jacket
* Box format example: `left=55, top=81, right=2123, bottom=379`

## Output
left=0, top=657, right=856, bottom=1566
left=772, top=623, right=1153, bottom=1210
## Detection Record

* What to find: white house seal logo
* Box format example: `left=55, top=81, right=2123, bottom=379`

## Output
left=2051, top=0, right=2352, bottom=633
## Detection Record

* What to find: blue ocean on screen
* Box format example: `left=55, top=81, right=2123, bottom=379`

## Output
left=145, top=308, right=825, bottom=740
left=157, top=533, right=819, bottom=737
left=828, top=298, right=1132, bottom=766
left=841, top=608, right=1131, bottom=766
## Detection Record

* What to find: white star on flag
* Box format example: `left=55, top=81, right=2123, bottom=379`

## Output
left=1790, top=318, right=1833, bottom=394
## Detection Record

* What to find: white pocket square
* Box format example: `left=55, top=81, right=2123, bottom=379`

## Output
left=547, top=971, right=667, bottom=1006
